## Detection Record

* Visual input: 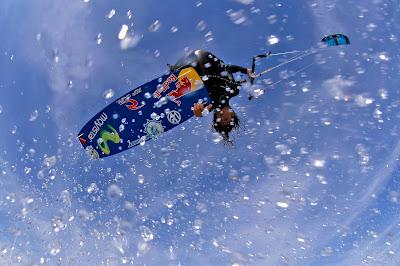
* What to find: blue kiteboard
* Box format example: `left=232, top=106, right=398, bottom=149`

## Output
left=78, top=67, right=210, bottom=159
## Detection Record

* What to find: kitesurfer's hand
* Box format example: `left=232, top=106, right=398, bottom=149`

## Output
left=247, top=68, right=256, bottom=79
left=193, top=103, right=212, bottom=117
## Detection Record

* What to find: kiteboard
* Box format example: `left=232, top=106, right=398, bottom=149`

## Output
left=78, top=67, right=210, bottom=159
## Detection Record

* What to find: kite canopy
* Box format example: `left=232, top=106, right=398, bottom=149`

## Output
left=321, top=34, right=350, bottom=46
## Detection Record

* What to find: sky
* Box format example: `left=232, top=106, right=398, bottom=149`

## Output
left=0, top=0, right=400, bottom=265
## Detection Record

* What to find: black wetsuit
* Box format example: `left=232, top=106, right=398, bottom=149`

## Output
left=173, top=50, right=248, bottom=109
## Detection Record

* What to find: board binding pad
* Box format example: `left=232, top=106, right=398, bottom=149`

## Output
left=78, top=67, right=210, bottom=159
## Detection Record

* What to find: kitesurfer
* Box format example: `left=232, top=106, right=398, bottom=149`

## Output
left=172, top=49, right=255, bottom=143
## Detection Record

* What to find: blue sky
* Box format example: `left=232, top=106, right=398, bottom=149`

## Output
left=1, top=0, right=400, bottom=265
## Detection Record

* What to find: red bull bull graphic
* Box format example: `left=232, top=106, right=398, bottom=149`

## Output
left=167, top=76, right=192, bottom=106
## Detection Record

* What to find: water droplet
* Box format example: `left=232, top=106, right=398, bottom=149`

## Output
left=78, top=209, right=92, bottom=221
left=127, top=10, right=133, bottom=19
left=24, top=167, right=31, bottom=174
left=150, top=112, right=160, bottom=120
left=53, top=49, right=59, bottom=63
left=180, top=160, right=191, bottom=169
left=148, top=20, right=161, bottom=32
left=212, top=132, right=223, bottom=143
left=355, top=67, right=365, bottom=74
left=36, top=170, right=44, bottom=180
left=115, top=172, right=124, bottom=181
left=107, top=184, right=123, bottom=200
left=204, top=31, right=214, bottom=42
left=279, top=164, right=289, bottom=172
left=227, top=9, right=247, bottom=25
left=140, top=226, right=154, bottom=242
left=267, top=14, right=277, bottom=24
left=321, top=118, right=332, bottom=126
left=6, top=193, right=16, bottom=203
left=139, top=136, right=146, bottom=146
left=60, top=190, right=71, bottom=206
left=120, top=33, right=143, bottom=50
left=118, top=24, right=129, bottom=40
left=107, top=9, right=116, bottom=19
left=267, top=35, right=279, bottom=45
left=196, top=20, right=207, bottom=31
left=378, top=52, right=390, bottom=61
left=389, top=191, right=398, bottom=203
left=378, top=88, right=388, bottom=99
left=164, top=200, right=174, bottom=209
left=354, top=94, right=374, bottom=107
left=43, top=156, right=57, bottom=168
left=87, top=183, right=99, bottom=194
left=202, top=75, right=209, bottom=81
left=50, top=247, right=60, bottom=256
left=154, top=97, right=168, bottom=108
left=29, top=110, right=39, bottom=122
left=119, top=124, right=125, bottom=132
left=313, top=159, right=325, bottom=168
left=276, top=202, right=288, bottom=208
left=234, top=0, right=254, bottom=4
left=48, top=168, right=56, bottom=180
left=170, top=26, right=178, bottom=33
left=48, top=241, right=61, bottom=256
left=316, top=175, right=327, bottom=185
left=192, top=219, right=203, bottom=235
left=201, top=107, right=210, bottom=116
left=321, top=246, right=333, bottom=256
left=275, top=144, right=291, bottom=155
left=250, top=6, right=260, bottom=13
left=11, top=125, right=17, bottom=134
left=96, top=33, right=102, bottom=45
left=228, top=169, right=239, bottom=180
left=366, top=23, right=377, bottom=31
left=144, top=92, right=152, bottom=99
left=138, top=174, right=145, bottom=184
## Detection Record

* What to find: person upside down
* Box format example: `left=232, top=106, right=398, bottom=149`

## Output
left=171, top=50, right=255, bottom=143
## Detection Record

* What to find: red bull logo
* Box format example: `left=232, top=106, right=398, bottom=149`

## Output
left=167, top=76, right=192, bottom=106
left=153, top=74, right=177, bottom=98
left=152, top=67, right=203, bottom=105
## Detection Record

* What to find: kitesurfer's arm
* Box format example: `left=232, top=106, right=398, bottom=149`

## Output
left=226, top=64, right=248, bottom=74
left=226, top=65, right=256, bottom=79
left=193, top=103, right=213, bottom=117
